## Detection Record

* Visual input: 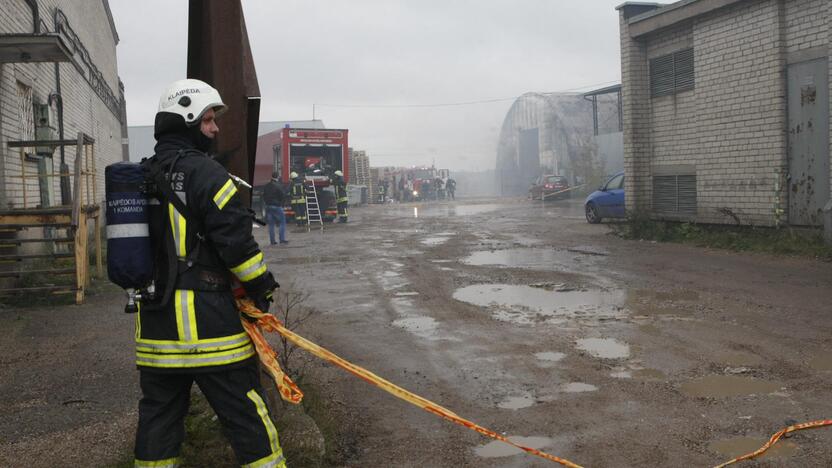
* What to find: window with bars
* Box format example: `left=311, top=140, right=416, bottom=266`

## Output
left=650, top=48, right=695, bottom=97
left=16, top=81, right=35, bottom=142
left=652, top=174, right=697, bottom=216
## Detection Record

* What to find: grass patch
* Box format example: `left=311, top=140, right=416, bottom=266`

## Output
left=179, top=390, right=237, bottom=467
left=612, top=211, right=832, bottom=260
left=293, top=377, right=359, bottom=466
left=108, top=390, right=237, bottom=468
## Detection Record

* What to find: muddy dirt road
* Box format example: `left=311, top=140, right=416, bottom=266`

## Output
left=1, top=197, right=831, bottom=467
left=280, top=197, right=832, bottom=467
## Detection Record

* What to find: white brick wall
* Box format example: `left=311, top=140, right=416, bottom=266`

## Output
left=620, top=0, right=830, bottom=226
left=0, top=0, right=122, bottom=209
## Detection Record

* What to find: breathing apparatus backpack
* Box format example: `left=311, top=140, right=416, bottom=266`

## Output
left=106, top=150, right=228, bottom=313
left=105, top=162, right=154, bottom=313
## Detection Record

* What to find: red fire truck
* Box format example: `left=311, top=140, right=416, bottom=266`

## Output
left=254, top=128, right=349, bottom=222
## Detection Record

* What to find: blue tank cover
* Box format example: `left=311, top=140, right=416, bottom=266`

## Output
left=105, top=162, right=153, bottom=290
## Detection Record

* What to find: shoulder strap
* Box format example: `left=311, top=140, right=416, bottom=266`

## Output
left=147, top=151, right=199, bottom=225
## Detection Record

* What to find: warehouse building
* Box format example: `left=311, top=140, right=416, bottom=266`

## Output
left=495, top=92, right=593, bottom=196
left=618, top=0, right=830, bottom=226
left=1, top=0, right=125, bottom=209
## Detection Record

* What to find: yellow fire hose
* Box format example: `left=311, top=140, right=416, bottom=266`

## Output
left=237, top=298, right=829, bottom=467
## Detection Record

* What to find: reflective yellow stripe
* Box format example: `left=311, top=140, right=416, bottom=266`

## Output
left=247, top=390, right=282, bottom=457
left=134, top=457, right=180, bottom=468
left=137, top=332, right=251, bottom=353
left=213, top=178, right=238, bottom=210
left=136, top=343, right=255, bottom=368
left=168, top=204, right=187, bottom=257
left=242, top=451, right=286, bottom=468
left=230, top=252, right=268, bottom=282
left=135, top=308, right=141, bottom=340
left=174, top=290, right=197, bottom=342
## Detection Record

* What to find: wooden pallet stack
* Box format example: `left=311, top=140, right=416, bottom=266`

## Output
left=350, top=150, right=371, bottom=186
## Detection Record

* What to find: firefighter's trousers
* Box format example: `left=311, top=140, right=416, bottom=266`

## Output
left=134, top=360, right=285, bottom=468
left=337, top=201, right=348, bottom=222
left=292, top=202, right=306, bottom=226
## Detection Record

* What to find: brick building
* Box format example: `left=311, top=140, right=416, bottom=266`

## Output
left=618, top=0, right=831, bottom=226
left=0, top=0, right=125, bottom=209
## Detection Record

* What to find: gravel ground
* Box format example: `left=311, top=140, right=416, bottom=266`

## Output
left=1, top=197, right=831, bottom=467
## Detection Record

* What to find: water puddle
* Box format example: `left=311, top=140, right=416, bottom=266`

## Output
left=497, top=394, right=535, bottom=410
left=809, top=353, right=832, bottom=371
left=439, top=267, right=454, bottom=272
left=634, top=289, right=700, bottom=302
left=708, top=436, right=797, bottom=459
left=382, top=271, right=400, bottom=277
left=535, top=352, right=566, bottom=363
left=283, top=255, right=351, bottom=265
left=430, top=259, right=454, bottom=263
left=394, top=292, right=420, bottom=297
left=611, top=370, right=632, bottom=379
left=509, top=234, right=541, bottom=246
left=713, top=351, right=764, bottom=367
left=561, top=382, right=598, bottom=393
left=634, top=369, right=666, bottom=380
left=392, top=316, right=439, bottom=341
left=567, top=245, right=609, bottom=256
left=474, top=436, right=554, bottom=458
left=681, top=375, right=783, bottom=398
left=462, top=248, right=593, bottom=271
left=451, top=204, right=502, bottom=217
left=575, top=338, right=630, bottom=359
left=421, top=236, right=450, bottom=246
left=453, top=285, right=625, bottom=324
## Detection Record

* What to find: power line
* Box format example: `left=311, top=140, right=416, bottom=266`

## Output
left=313, top=80, right=619, bottom=110
left=316, top=96, right=517, bottom=109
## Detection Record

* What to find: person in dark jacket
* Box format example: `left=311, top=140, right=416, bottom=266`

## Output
left=263, top=172, right=288, bottom=245
left=446, top=177, right=456, bottom=200
left=289, top=171, right=306, bottom=226
left=134, top=79, right=285, bottom=468
left=332, top=170, right=349, bottom=222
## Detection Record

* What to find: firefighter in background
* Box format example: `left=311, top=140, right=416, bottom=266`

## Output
left=332, top=170, right=349, bottom=223
left=290, top=171, right=306, bottom=226
left=134, top=79, right=284, bottom=467
left=446, top=177, right=457, bottom=200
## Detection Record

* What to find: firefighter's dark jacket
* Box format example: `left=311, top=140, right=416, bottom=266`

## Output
left=137, top=132, right=276, bottom=372
left=334, top=176, right=348, bottom=203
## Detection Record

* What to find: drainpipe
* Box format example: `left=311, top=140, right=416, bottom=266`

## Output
left=24, top=0, right=40, bottom=33
left=50, top=65, right=71, bottom=205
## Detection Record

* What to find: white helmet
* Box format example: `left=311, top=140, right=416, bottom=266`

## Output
left=290, top=171, right=299, bottom=179
left=157, top=79, right=227, bottom=126
left=334, top=170, right=343, bottom=177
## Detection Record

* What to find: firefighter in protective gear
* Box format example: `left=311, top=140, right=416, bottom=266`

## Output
left=290, top=171, right=306, bottom=226
left=133, top=79, right=285, bottom=468
left=332, top=170, right=349, bottom=223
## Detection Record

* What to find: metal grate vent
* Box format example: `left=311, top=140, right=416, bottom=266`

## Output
left=650, top=48, right=695, bottom=97
left=653, top=174, right=697, bottom=216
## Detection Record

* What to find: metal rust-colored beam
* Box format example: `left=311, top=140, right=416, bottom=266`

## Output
left=187, top=0, right=261, bottom=207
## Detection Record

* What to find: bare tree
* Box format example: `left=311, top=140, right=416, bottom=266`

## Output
left=272, top=282, right=314, bottom=382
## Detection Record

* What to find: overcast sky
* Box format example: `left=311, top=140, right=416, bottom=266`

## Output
left=110, top=0, right=626, bottom=171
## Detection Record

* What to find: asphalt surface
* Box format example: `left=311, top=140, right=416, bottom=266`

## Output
left=1, top=196, right=831, bottom=467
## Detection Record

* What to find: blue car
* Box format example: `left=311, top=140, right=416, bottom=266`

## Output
left=584, top=172, right=625, bottom=224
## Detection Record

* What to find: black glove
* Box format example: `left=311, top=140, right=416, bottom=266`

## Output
left=253, top=289, right=274, bottom=314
